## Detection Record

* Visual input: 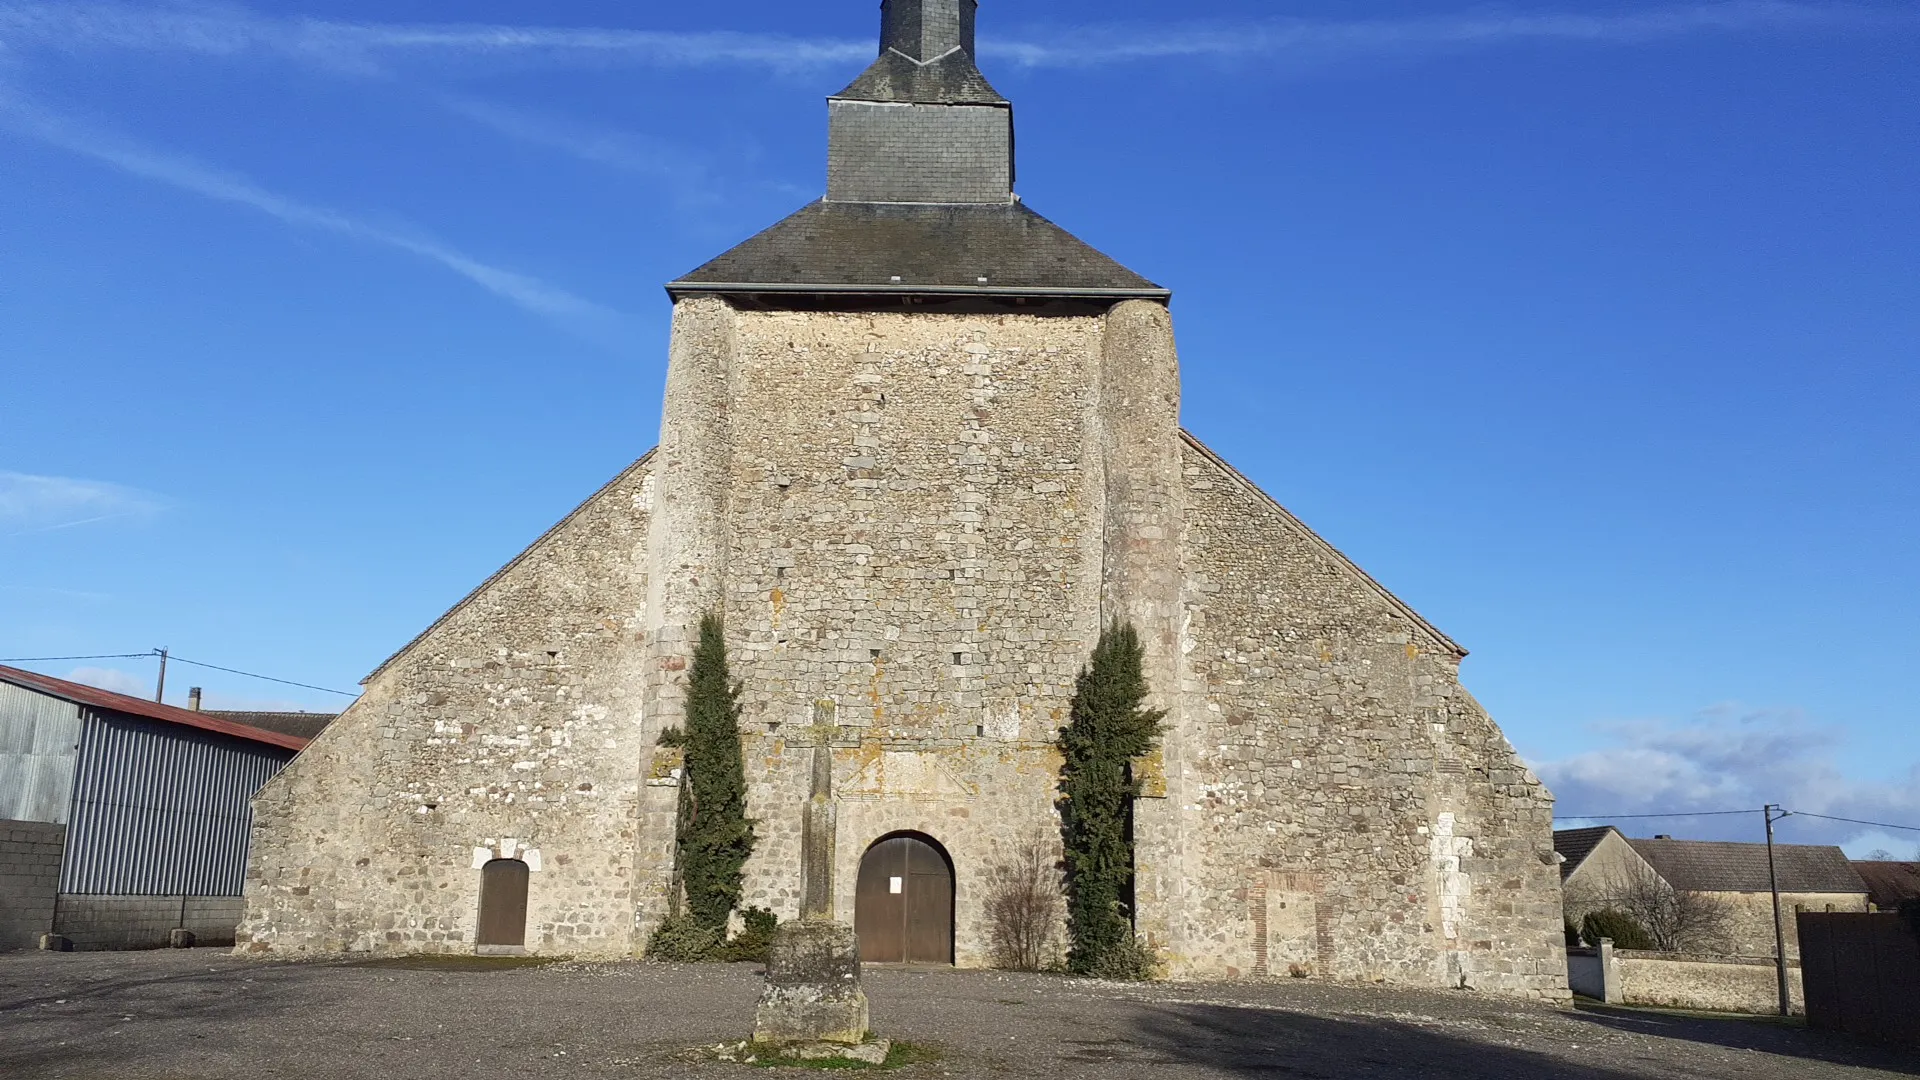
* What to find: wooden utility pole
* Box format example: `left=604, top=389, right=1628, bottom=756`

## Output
left=153, top=647, right=169, bottom=704
left=1764, top=804, right=1792, bottom=1017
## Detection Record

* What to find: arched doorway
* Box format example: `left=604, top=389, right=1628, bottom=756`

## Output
left=477, top=858, right=530, bottom=947
left=855, top=833, right=954, bottom=965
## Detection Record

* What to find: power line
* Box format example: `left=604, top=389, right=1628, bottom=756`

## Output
left=164, top=655, right=357, bottom=698
left=0, top=653, right=158, bottom=663
left=1555, top=808, right=1920, bottom=834
left=1554, top=809, right=1761, bottom=820
left=1787, top=812, right=1920, bottom=834
left=1, top=649, right=357, bottom=698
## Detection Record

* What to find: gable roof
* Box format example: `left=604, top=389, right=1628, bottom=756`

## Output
left=1178, top=431, right=1467, bottom=658
left=1554, top=826, right=1621, bottom=881
left=1627, top=837, right=1868, bottom=895
left=202, top=710, right=337, bottom=742
left=366, top=451, right=655, bottom=683
left=668, top=201, right=1168, bottom=301
left=1852, top=861, right=1920, bottom=910
left=0, top=665, right=310, bottom=752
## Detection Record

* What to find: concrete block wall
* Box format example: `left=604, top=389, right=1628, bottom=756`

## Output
left=0, top=819, right=65, bottom=951
left=53, top=895, right=245, bottom=950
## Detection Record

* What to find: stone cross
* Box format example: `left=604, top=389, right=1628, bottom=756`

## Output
left=800, top=700, right=839, bottom=921
left=754, top=698, right=874, bottom=1057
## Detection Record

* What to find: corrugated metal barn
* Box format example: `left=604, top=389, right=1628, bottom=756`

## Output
left=0, top=666, right=311, bottom=951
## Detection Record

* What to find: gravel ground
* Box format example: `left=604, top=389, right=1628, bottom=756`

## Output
left=1, top=949, right=1914, bottom=1079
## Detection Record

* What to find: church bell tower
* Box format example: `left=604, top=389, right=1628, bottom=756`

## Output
left=668, top=0, right=1165, bottom=304
left=646, top=0, right=1187, bottom=969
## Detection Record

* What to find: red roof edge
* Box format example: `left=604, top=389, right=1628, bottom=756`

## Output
left=0, top=665, right=311, bottom=752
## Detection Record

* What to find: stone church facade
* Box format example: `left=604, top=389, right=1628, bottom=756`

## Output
left=237, top=0, right=1568, bottom=999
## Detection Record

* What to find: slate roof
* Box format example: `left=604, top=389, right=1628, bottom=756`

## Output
left=1626, top=837, right=1869, bottom=895
left=668, top=200, right=1168, bottom=300
left=1553, top=826, right=1620, bottom=881
left=835, top=49, right=1007, bottom=106
left=1852, top=861, right=1920, bottom=910
left=0, top=665, right=311, bottom=752
left=202, top=710, right=337, bottom=742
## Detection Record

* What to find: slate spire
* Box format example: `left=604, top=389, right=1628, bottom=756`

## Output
left=666, top=0, right=1167, bottom=302
left=880, top=0, right=978, bottom=63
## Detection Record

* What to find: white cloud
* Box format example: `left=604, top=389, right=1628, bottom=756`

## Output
left=62, top=665, right=151, bottom=698
left=0, top=92, right=622, bottom=337
left=0, top=471, right=166, bottom=537
left=1533, top=704, right=1920, bottom=854
left=437, top=95, right=718, bottom=207
left=0, top=1, right=1908, bottom=77
left=989, top=2, right=1915, bottom=68
left=0, top=2, right=867, bottom=75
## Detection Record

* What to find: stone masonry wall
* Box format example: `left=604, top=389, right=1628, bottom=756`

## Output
left=237, top=293, right=1571, bottom=998
left=1726, top=890, right=1869, bottom=960
left=1617, top=952, right=1804, bottom=1015
left=236, top=457, right=657, bottom=958
left=702, top=307, right=1111, bottom=967
left=1172, top=437, right=1567, bottom=999
left=0, top=820, right=63, bottom=951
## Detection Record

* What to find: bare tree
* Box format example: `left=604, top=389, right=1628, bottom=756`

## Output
left=1606, top=860, right=1736, bottom=955
left=986, top=830, right=1064, bottom=972
left=1865, top=848, right=1895, bottom=861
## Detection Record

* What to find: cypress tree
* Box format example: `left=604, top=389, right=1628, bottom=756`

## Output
left=675, top=613, right=756, bottom=932
left=1056, top=620, right=1165, bottom=975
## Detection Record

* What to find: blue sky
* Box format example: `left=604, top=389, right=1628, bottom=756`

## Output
left=1, top=0, right=1915, bottom=856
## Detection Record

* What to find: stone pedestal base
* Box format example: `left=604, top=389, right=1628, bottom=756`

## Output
left=753, top=920, right=869, bottom=1046
left=770, top=1039, right=889, bottom=1065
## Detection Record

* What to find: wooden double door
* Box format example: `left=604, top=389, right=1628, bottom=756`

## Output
left=854, top=835, right=954, bottom=965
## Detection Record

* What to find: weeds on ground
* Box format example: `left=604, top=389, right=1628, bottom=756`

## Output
left=690, top=1041, right=943, bottom=1071
left=350, top=955, right=564, bottom=972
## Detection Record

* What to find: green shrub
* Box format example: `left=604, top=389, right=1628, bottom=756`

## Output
left=676, top=613, right=757, bottom=935
left=645, top=912, right=724, bottom=962
left=1081, top=933, right=1162, bottom=982
left=1564, top=918, right=1583, bottom=947
left=1056, top=620, right=1166, bottom=977
left=1582, top=909, right=1656, bottom=951
left=724, top=907, right=780, bottom=963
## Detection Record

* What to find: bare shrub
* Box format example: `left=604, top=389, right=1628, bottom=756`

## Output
left=986, top=831, right=1063, bottom=972
left=1606, top=861, right=1736, bottom=955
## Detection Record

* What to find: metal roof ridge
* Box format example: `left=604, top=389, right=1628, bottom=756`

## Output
left=0, top=664, right=310, bottom=752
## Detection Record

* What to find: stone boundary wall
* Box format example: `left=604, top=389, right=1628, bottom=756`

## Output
left=0, top=820, right=65, bottom=951
left=56, top=895, right=246, bottom=950
left=1616, top=950, right=1802, bottom=1015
